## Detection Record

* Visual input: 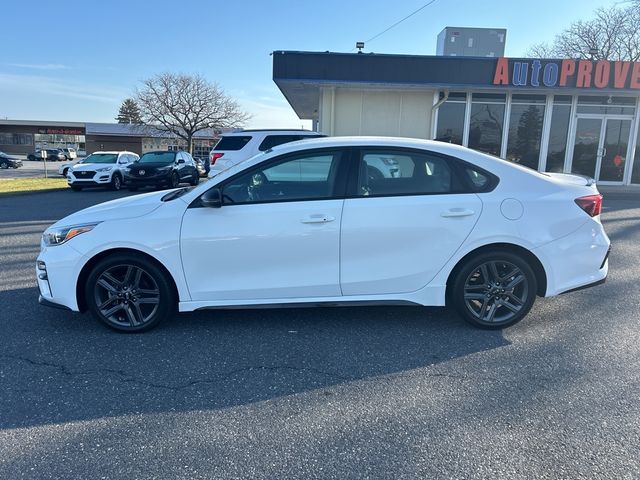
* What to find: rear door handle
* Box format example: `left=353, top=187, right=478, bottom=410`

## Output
left=301, top=214, right=335, bottom=224
left=441, top=208, right=475, bottom=218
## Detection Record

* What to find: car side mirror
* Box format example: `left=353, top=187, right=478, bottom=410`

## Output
left=177, top=158, right=185, bottom=164
left=200, top=188, right=222, bottom=208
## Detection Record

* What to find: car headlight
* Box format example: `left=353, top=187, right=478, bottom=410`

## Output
left=42, top=223, right=100, bottom=246
left=96, top=166, right=112, bottom=172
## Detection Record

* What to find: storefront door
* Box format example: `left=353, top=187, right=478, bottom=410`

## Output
left=570, top=115, right=633, bottom=184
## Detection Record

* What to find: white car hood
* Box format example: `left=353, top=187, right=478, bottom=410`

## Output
left=50, top=191, right=168, bottom=228
left=72, top=162, right=114, bottom=172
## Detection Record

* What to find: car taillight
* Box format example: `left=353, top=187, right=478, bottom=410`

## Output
left=575, top=194, right=602, bottom=217
left=210, top=153, right=224, bottom=165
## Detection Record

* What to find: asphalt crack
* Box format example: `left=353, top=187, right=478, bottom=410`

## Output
left=0, top=354, right=352, bottom=391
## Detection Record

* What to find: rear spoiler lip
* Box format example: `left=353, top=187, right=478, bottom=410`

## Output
left=544, top=172, right=597, bottom=187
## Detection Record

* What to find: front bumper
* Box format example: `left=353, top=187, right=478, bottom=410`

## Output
left=36, top=243, right=84, bottom=312
left=68, top=172, right=112, bottom=185
left=125, top=174, right=171, bottom=186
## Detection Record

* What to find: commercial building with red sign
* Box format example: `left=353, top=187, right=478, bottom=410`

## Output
left=0, top=120, right=216, bottom=160
left=273, top=51, right=640, bottom=185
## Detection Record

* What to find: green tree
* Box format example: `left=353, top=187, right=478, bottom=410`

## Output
left=116, top=98, right=142, bottom=124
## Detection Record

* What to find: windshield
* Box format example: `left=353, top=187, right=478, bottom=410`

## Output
left=138, top=151, right=176, bottom=164
left=84, top=153, right=118, bottom=164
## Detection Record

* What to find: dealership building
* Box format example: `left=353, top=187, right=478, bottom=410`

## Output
left=273, top=50, right=640, bottom=185
left=0, top=120, right=217, bottom=159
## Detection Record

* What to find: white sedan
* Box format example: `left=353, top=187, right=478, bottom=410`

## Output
left=37, top=137, right=610, bottom=332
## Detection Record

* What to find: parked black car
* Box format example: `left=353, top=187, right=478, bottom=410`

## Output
left=0, top=151, right=23, bottom=169
left=125, top=150, right=199, bottom=191
left=27, top=149, right=66, bottom=161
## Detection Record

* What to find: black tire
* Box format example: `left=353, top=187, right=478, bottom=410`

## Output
left=0, top=161, right=7, bottom=169
left=28, top=155, right=36, bottom=161
left=111, top=173, right=122, bottom=191
left=450, top=251, right=537, bottom=329
left=70, top=185, right=83, bottom=191
left=62, top=168, right=69, bottom=177
left=170, top=172, right=180, bottom=188
left=85, top=254, right=176, bottom=333
left=190, top=172, right=199, bottom=186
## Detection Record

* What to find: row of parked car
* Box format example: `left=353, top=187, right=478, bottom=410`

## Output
left=60, top=129, right=325, bottom=192
left=63, top=150, right=207, bottom=191
left=27, top=147, right=79, bottom=162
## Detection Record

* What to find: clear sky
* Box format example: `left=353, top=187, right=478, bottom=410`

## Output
left=0, top=0, right=621, bottom=128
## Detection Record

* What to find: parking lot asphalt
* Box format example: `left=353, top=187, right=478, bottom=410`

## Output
left=0, top=159, right=67, bottom=179
left=1, top=188, right=639, bottom=479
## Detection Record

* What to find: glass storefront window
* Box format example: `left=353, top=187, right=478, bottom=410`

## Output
left=506, top=102, right=545, bottom=169
left=546, top=102, right=572, bottom=173
left=436, top=101, right=466, bottom=145
left=468, top=95, right=505, bottom=156
left=0, top=133, right=33, bottom=145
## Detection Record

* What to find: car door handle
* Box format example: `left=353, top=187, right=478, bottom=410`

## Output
left=441, top=208, right=475, bottom=218
left=301, top=214, right=335, bottom=224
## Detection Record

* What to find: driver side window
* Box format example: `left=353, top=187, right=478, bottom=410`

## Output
left=222, top=150, right=343, bottom=205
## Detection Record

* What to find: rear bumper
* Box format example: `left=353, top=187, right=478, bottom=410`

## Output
left=534, top=219, right=610, bottom=297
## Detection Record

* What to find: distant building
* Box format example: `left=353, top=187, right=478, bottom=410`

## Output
left=0, top=120, right=220, bottom=159
left=436, top=27, right=506, bottom=57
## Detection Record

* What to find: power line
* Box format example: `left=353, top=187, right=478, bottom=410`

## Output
left=353, top=0, right=439, bottom=50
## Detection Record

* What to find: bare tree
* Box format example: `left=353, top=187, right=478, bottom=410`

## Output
left=136, top=73, right=250, bottom=153
left=526, top=4, right=640, bottom=60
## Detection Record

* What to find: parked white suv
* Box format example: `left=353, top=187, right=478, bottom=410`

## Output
left=67, top=151, right=139, bottom=191
left=208, top=129, right=324, bottom=177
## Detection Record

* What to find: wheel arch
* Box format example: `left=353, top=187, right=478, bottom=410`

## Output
left=445, top=243, right=548, bottom=301
left=76, top=248, right=180, bottom=312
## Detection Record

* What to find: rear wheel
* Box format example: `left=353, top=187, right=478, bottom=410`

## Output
left=0, top=161, right=7, bottom=169
left=450, top=251, right=537, bottom=329
left=85, top=254, right=176, bottom=332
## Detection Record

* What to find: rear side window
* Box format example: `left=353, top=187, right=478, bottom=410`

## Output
left=214, top=136, right=252, bottom=151
left=258, top=135, right=316, bottom=151
left=464, top=167, right=490, bottom=191
left=357, top=150, right=459, bottom=196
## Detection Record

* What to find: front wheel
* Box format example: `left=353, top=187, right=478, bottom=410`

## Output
left=190, top=172, right=199, bottom=186
left=111, top=173, right=122, bottom=191
left=85, top=254, right=176, bottom=332
left=170, top=172, right=179, bottom=188
left=450, top=251, right=537, bottom=329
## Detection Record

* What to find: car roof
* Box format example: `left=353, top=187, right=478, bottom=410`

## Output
left=221, top=129, right=321, bottom=137
left=90, top=151, right=138, bottom=155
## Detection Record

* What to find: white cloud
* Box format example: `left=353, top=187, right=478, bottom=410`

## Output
left=0, top=73, right=128, bottom=104
left=6, top=63, right=71, bottom=70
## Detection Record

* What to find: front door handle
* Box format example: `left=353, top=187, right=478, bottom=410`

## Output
left=301, top=214, right=335, bottom=224
left=441, top=208, right=475, bottom=218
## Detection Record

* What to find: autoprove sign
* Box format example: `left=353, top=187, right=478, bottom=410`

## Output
left=493, top=57, right=640, bottom=90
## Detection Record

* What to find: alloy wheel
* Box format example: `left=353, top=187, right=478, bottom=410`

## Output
left=463, top=260, right=529, bottom=324
left=94, top=264, right=160, bottom=328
